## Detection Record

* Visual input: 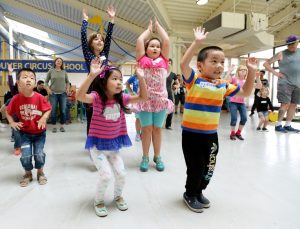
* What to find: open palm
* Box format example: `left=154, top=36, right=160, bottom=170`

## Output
left=193, top=27, right=209, bottom=43
left=107, top=5, right=115, bottom=19
left=90, top=58, right=104, bottom=77
left=246, top=57, right=258, bottom=72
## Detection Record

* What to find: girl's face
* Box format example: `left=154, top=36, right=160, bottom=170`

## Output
left=197, top=50, right=225, bottom=79
left=106, top=70, right=123, bottom=99
left=146, top=39, right=161, bottom=60
left=261, top=88, right=269, bottom=97
left=92, top=34, right=104, bottom=53
left=237, top=67, right=247, bottom=79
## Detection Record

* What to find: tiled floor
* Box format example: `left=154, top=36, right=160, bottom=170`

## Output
left=0, top=112, right=299, bottom=229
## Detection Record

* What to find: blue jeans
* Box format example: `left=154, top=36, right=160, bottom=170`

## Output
left=20, top=131, right=46, bottom=171
left=229, top=102, right=247, bottom=126
left=49, top=93, right=67, bottom=125
left=12, top=128, right=21, bottom=149
left=66, top=100, right=72, bottom=122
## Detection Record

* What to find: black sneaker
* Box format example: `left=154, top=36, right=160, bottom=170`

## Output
left=197, top=193, right=210, bottom=208
left=262, top=127, right=269, bottom=132
left=235, top=134, right=244, bottom=140
left=256, top=127, right=261, bottom=131
left=183, top=192, right=204, bottom=213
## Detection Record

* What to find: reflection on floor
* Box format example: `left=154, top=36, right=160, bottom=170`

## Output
left=0, top=112, right=299, bottom=229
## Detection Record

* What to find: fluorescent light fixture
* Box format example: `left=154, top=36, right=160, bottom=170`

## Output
left=5, top=17, right=49, bottom=40
left=196, top=0, right=208, bottom=5
left=24, top=41, right=54, bottom=55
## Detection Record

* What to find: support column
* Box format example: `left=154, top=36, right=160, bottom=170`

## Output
left=169, top=35, right=184, bottom=74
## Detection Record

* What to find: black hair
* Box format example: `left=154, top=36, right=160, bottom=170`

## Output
left=259, top=70, right=265, bottom=74
left=197, top=46, right=223, bottom=62
left=168, top=58, right=173, bottom=64
left=37, top=80, right=44, bottom=85
left=92, top=68, right=130, bottom=114
left=16, top=68, right=36, bottom=80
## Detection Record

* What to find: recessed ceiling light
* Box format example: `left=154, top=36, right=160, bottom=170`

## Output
left=196, top=0, right=208, bottom=5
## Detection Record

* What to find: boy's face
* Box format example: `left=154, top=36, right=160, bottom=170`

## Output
left=197, top=50, right=225, bottom=79
left=17, top=71, right=36, bottom=92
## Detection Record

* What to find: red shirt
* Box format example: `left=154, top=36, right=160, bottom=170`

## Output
left=7, top=92, right=52, bottom=134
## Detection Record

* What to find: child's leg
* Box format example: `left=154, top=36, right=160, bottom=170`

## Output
left=152, top=110, right=167, bottom=157
left=107, top=154, right=126, bottom=199
left=90, top=149, right=113, bottom=204
left=32, top=132, right=47, bottom=184
left=139, top=112, right=153, bottom=157
left=19, top=132, right=34, bottom=186
left=263, top=114, right=269, bottom=128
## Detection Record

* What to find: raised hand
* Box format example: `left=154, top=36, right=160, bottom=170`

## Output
left=148, top=19, right=153, bottom=33
left=193, top=27, right=209, bottom=43
left=82, top=8, right=88, bottom=21
left=107, top=5, right=115, bottom=23
left=246, top=57, right=258, bottom=73
left=90, top=58, right=104, bottom=78
left=7, top=63, right=13, bottom=73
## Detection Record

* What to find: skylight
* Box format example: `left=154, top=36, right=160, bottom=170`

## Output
left=24, top=41, right=54, bottom=55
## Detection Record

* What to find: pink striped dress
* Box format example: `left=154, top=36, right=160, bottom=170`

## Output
left=135, top=55, right=174, bottom=114
left=85, top=92, right=132, bottom=151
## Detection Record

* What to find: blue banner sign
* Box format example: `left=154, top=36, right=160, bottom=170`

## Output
left=0, top=60, right=88, bottom=73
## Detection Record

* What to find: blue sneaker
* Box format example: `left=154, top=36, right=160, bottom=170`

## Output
left=284, top=125, right=300, bottom=133
left=140, top=156, right=149, bottom=172
left=153, top=156, right=165, bottom=171
left=183, top=192, right=204, bottom=213
left=197, top=193, right=210, bottom=208
left=275, top=125, right=288, bottom=133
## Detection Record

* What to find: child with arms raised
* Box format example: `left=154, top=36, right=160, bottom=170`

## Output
left=180, top=27, right=257, bottom=213
left=76, top=59, right=147, bottom=217
left=135, top=19, right=173, bottom=172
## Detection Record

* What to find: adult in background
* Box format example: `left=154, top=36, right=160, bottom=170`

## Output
left=263, top=35, right=300, bottom=133
left=45, top=57, right=70, bottom=133
left=165, top=58, right=178, bottom=129
left=249, top=70, right=268, bottom=116
left=34, top=80, right=48, bottom=99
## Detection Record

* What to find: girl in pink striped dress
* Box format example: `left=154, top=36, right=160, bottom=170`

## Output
left=76, top=59, right=147, bottom=217
left=136, top=19, right=174, bottom=172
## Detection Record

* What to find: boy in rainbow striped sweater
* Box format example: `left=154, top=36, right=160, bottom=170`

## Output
left=180, top=27, right=258, bottom=213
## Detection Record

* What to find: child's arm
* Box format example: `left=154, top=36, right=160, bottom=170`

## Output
left=236, top=58, right=257, bottom=97
left=128, top=68, right=147, bottom=103
left=81, top=9, right=93, bottom=65
left=154, top=19, right=169, bottom=59
left=268, top=98, right=274, bottom=112
left=254, top=72, right=262, bottom=89
left=6, top=110, right=23, bottom=130
left=101, top=5, right=115, bottom=64
left=76, top=59, right=104, bottom=103
left=180, top=27, right=208, bottom=81
left=37, top=110, right=51, bottom=130
left=136, top=20, right=152, bottom=60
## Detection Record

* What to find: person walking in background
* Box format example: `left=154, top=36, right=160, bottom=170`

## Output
left=165, top=58, right=178, bottom=129
left=263, top=35, right=300, bottom=133
left=81, top=6, right=115, bottom=135
left=180, top=26, right=257, bottom=213
left=76, top=59, right=147, bottom=217
left=125, top=70, right=142, bottom=141
left=6, top=68, right=51, bottom=187
left=135, top=19, right=173, bottom=172
left=249, top=70, right=268, bottom=117
left=174, top=74, right=186, bottom=114
left=45, top=57, right=70, bottom=133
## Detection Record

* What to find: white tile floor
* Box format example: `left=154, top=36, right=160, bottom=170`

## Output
left=0, top=112, right=300, bottom=229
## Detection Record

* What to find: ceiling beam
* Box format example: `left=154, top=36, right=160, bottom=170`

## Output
left=146, top=0, right=172, bottom=31
left=62, top=0, right=144, bottom=34
left=274, top=20, right=300, bottom=46
left=268, top=4, right=299, bottom=27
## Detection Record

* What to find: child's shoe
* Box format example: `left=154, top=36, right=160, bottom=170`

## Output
left=183, top=192, right=204, bottom=213
left=139, top=156, right=149, bottom=172
left=135, top=133, right=141, bottom=141
left=14, top=148, right=21, bottom=156
left=37, top=172, right=47, bottom=185
left=235, top=134, right=244, bottom=140
left=94, top=201, right=108, bottom=217
left=230, top=133, right=236, bottom=140
left=153, top=156, right=165, bottom=171
left=115, top=196, right=128, bottom=211
left=197, top=192, right=210, bottom=208
left=256, top=127, right=261, bottom=131
left=20, top=173, right=33, bottom=187
left=262, top=127, right=269, bottom=132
